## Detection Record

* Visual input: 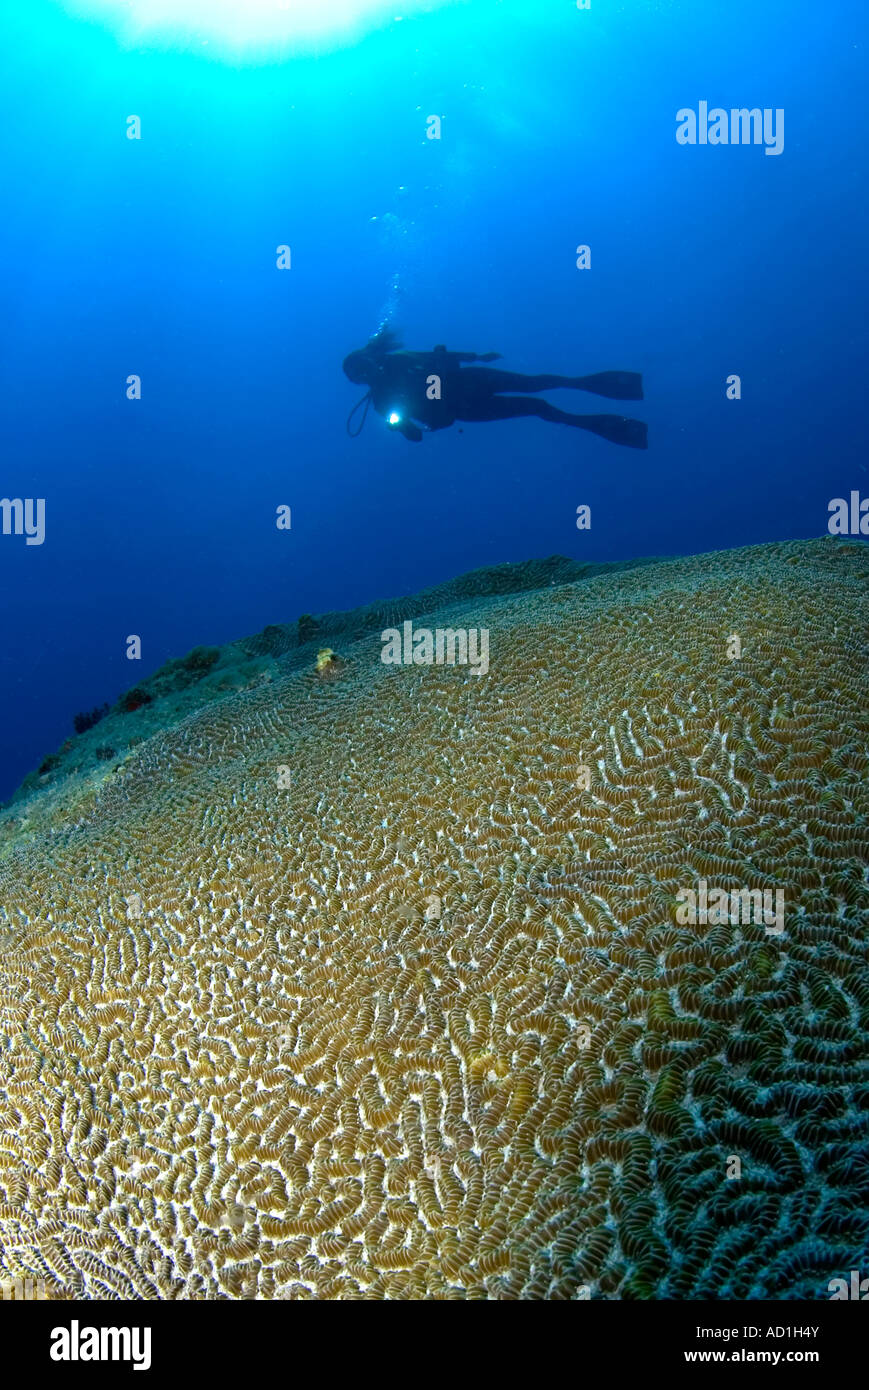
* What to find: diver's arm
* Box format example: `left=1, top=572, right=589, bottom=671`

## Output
left=384, top=413, right=424, bottom=442
left=397, top=420, right=423, bottom=442
left=392, top=347, right=502, bottom=369
left=434, top=345, right=502, bottom=364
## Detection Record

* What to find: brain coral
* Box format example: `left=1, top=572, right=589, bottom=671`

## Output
left=0, top=538, right=867, bottom=1300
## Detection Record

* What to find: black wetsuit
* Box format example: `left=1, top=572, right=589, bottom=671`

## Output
left=364, top=347, right=647, bottom=448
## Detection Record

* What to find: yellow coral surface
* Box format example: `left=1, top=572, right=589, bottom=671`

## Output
left=0, top=539, right=867, bottom=1299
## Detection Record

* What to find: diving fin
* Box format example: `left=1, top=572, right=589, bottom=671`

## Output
left=577, top=414, right=648, bottom=449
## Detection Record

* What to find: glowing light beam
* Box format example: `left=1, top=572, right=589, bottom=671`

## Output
left=57, top=0, right=460, bottom=58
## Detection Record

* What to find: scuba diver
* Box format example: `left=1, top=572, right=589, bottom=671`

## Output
left=344, top=328, right=647, bottom=448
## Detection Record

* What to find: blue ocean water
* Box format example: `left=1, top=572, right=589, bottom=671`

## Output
left=0, top=0, right=865, bottom=802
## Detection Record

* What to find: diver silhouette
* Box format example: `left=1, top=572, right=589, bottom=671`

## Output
left=344, top=329, right=647, bottom=448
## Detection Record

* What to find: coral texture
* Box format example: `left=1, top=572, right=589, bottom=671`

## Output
left=0, top=538, right=867, bottom=1300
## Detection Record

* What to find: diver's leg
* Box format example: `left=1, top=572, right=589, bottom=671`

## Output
left=457, top=396, right=648, bottom=448
left=573, top=371, right=644, bottom=400
left=457, top=368, right=643, bottom=399
left=460, top=368, right=581, bottom=394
